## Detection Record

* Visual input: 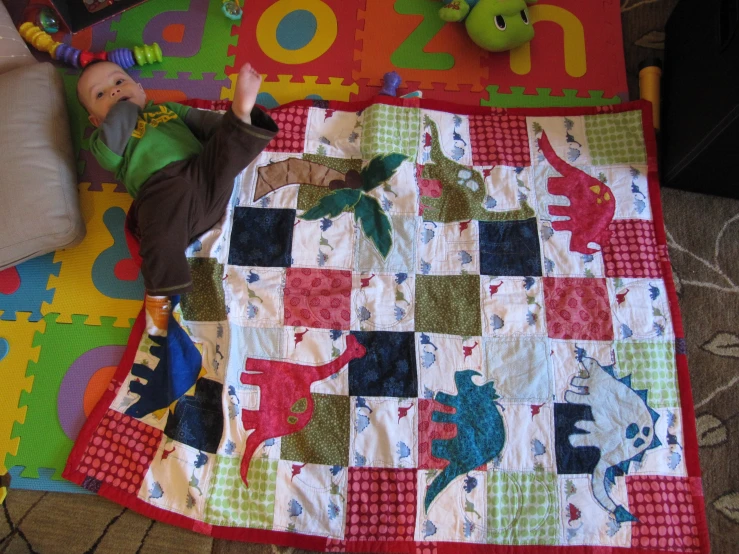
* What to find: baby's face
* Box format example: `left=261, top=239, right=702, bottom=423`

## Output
left=77, top=62, right=147, bottom=126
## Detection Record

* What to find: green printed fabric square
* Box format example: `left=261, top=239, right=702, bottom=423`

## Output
left=205, top=456, right=278, bottom=529
left=181, top=258, right=227, bottom=321
left=280, top=394, right=350, bottom=466
left=585, top=111, right=646, bottom=165
left=416, top=275, right=482, bottom=336
left=486, top=471, right=559, bottom=545
left=615, top=341, right=679, bottom=408
left=360, top=105, right=420, bottom=159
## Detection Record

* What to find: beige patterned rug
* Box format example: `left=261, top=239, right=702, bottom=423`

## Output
left=4, top=2, right=738, bottom=553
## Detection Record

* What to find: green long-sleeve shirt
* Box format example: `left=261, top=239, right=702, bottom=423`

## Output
left=90, top=101, right=230, bottom=198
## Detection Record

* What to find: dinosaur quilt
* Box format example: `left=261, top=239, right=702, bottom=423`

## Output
left=63, top=98, right=709, bottom=553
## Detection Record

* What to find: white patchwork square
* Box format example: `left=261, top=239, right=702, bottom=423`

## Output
left=527, top=115, right=591, bottom=168
left=418, top=220, right=479, bottom=276
left=177, top=321, right=229, bottom=383
left=273, top=461, right=348, bottom=538
left=495, top=403, right=555, bottom=472
left=596, top=164, right=651, bottom=220
left=415, top=470, right=487, bottom=543
left=351, top=272, right=415, bottom=332
left=608, top=278, right=673, bottom=341
left=237, top=152, right=300, bottom=209
left=350, top=397, right=417, bottom=469
left=225, top=267, right=284, bottom=328
left=558, top=475, right=631, bottom=548
left=482, top=166, right=528, bottom=212
left=139, top=440, right=214, bottom=519
left=416, top=333, right=484, bottom=399
left=291, top=212, right=355, bottom=270
left=285, top=328, right=349, bottom=396
left=550, top=340, right=615, bottom=403
left=484, top=336, right=552, bottom=402
left=480, top=276, right=546, bottom=336
left=305, top=107, right=361, bottom=159
left=365, top=160, right=419, bottom=216
left=629, top=407, right=687, bottom=478
left=419, top=110, right=472, bottom=167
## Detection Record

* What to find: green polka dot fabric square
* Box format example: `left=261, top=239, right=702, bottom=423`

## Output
left=415, top=274, right=482, bottom=337
left=360, top=105, right=420, bottom=159
left=585, top=111, right=647, bottom=166
left=204, top=457, right=277, bottom=529
left=486, top=471, right=559, bottom=545
left=280, top=394, right=350, bottom=466
left=181, top=258, right=227, bottom=321
left=615, top=341, right=679, bottom=408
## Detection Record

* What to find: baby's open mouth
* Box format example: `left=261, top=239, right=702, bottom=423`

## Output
left=118, top=96, right=130, bottom=102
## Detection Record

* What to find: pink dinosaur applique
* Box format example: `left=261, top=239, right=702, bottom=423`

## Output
left=239, top=335, right=366, bottom=486
left=538, top=132, right=615, bottom=255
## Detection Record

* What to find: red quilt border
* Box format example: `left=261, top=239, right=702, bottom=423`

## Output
left=62, top=98, right=710, bottom=554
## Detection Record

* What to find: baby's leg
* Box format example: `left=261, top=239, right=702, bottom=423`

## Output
left=133, top=168, right=195, bottom=298
left=232, top=64, right=262, bottom=123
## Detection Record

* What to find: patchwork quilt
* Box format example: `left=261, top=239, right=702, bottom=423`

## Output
left=64, top=98, right=708, bottom=553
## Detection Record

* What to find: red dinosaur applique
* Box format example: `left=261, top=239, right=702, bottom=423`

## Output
left=538, top=132, right=615, bottom=255
left=239, top=335, right=366, bottom=486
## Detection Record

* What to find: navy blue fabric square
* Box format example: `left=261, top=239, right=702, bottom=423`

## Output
left=554, top=402, right=600, bottom=474
left=479, top=218, right=541, bottom=276
left=228, top=207, right=294, bottom=267
left=164, top=378, right=223, bottom=454
left=349, top=332, right=418, bottom=398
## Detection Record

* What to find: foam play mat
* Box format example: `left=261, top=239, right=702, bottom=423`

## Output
left=1, top=0, right=629, bottom=498
left=60, top=97, right=708, bottom=553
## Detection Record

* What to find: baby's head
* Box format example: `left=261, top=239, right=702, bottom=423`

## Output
left=77, top=61, right=147, bottom=127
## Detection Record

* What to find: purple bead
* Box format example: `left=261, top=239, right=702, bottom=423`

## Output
left=56, top=44, right=81, bottom=68
left=109, top=48, right=135, bottom=69
left=379, top=71, right=402, bottom=96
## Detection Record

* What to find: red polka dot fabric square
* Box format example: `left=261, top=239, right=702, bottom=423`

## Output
left=602, top=219, right=662, bottom=278
left=283, top=268, right=352, bottom=330
left=543, top=277, right=614, bottom=341
left=345, top=468, right=417, bottom=541
left=469, top=112, right=531, bottom=167
left=266, top=105, right=307, bottom=153
left=627, top=476, right=702, bottom=552
left=78, top=409, right=162, bottom=495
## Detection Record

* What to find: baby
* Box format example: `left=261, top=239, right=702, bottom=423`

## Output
left=77, top=62, right=278, bottom=327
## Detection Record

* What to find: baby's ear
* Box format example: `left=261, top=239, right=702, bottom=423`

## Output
left=88, top=114, right=100, bottom=127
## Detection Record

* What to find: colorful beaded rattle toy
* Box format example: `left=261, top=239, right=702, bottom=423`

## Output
left=18, top=22, right=162, bottom=69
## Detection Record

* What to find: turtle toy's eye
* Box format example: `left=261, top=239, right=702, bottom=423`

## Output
left=521, top=9, right=530, bottom=24
left=495, top=14, right=506, bottom=31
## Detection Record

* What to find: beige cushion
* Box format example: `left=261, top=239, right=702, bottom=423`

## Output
left=0, top=62, right=85, bottom=270
left=0, top=1, right=35, bottom=75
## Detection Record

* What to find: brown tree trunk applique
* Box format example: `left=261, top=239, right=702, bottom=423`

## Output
left=254, top=159, right=347, bottom=201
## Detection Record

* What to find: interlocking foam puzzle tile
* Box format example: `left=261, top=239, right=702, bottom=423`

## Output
left=108, top=0, right=235, bottom=80
left=0, top=315, right=44, bottom=479
left=132, top=71, right=232, bottom=103
left=355, top=0, right=489, bottom=91
left=45, top=184, right=144, bottom=327
left=220, top=74, right=359, bottom=105
left=7, top=467, right=93, bottom=494
left=0, top=254, right=60, bottom=322
left=7, top=313, right=132, bottom=483
left=226, top=0, right=362, bottom=83
left=482, top=87, right=622, bottom=109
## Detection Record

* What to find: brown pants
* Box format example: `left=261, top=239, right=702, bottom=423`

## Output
left=130, top=108, right=278, bottom=296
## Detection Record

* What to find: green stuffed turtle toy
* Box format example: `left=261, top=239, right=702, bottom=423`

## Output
left=440, top=0, right=538, bottom=52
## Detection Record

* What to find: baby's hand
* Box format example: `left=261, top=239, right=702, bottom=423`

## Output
left=233, top=63, right=262, bottom=123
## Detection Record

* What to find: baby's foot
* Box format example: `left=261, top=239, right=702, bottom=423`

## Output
left=232, top=63, right=262, bottom=123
